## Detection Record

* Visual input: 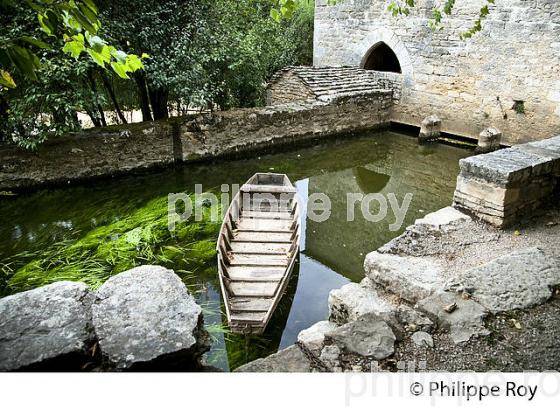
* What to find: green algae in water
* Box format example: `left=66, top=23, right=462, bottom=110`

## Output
left=3, top=194, right=221, bottom=295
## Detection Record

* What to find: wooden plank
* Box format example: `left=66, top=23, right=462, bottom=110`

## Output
left=241, top=184, right=296, bottom=194
left=228, top=253, right=290, bottom=266
left=230, top=242, right=291, bottom=255
left=236, top=218, right=294, bottom=232
left=227, top=266, right=286, bottom=281
left=233, top=231, right=293, bottom=243
left=229, top=281, right=279, bottom=297
left=241, top=210, right=292, bottom=220
left=230, top=311, right=267, bottom=323
left=230, top=297, right=273, bottom=312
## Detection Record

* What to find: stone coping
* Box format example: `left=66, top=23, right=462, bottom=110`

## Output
left=453, top=135, right=560, bottom=227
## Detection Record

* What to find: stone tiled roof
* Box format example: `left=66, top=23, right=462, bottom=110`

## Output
left=268, top=66, right=393, bottom=101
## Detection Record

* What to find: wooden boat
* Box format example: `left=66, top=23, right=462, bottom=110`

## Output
left=217, top=173, right=301, bottom=334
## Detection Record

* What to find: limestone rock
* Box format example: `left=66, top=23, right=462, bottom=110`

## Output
left=0, top=281, right=95, bottom=371
left=419, top=115, right=442, bottom=143
left=297, top=321, right=338, bottom=357
left=364, top=251, right=445, bottom=303
left=416, top=292, right=489, bottom=344
left=328, top=278, right=396, bottom=324
left=414, top=207, right=470, bottom=230
left=319, top=345, right=343, bottom=372
left=447, top=247, right=560, bottom=313
left=235, top=345, right=311, bottom=372
left=325, top=313, right=396, bottom=360
left=476, top=127, right=502, bottom=154
left=411, top=331, right=434, bottom=348
left=396, top=305, right=434, bottom=333
left=92, top=265, right=209, bottom=370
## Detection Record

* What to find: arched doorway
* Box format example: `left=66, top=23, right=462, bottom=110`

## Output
left=361, top=42, right=402, bottom=73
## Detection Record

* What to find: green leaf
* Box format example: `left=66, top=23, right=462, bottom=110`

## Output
left=112, top=49, right=127, bottom=63
left=0, top=69, right=16, bottom=88
left=38, top=13, right=54, bottom=36
left=125, top=54, right=143, bottom=71
left=110, top=62, right=130, bottom=79
left=87, top=35, right=106, bottom=52
left=20, top=36, right=50, bottom=49
left=87, top=49, right=105, bottom=67
left=62, top=34, right=85, bottom=59
left=270, top=8, right=280, bottom=22
left=7, top=46, right=41, bottom=80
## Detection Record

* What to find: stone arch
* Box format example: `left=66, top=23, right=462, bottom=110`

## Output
left=355, top=28, right=414, bottom=85
left=362, top=42, right=402, bottom=73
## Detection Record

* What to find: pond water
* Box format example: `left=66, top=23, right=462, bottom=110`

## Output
left=0, top=130, right=471, bottom=370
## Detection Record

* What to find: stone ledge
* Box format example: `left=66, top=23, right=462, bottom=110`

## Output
left=453, top=135, right=560, bottom=227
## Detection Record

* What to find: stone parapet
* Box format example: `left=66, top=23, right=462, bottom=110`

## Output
left=453, top=136, right=560, bottom=227
left=0, top=91, right=393, bottom=192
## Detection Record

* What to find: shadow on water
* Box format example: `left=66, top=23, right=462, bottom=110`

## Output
left=353, top=166, right=391, bottom=194
left=0, top=130, right=472, bottom=371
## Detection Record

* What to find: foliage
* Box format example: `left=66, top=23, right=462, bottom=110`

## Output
left=209, top=0, right=315, bottom=108
left=387, top=0, right=496, bottom=39
left=0, top=0, right=144, bottom=89
left=0, top=0, right=314, bottom=147
left=2, top=194, right=221, bottom=295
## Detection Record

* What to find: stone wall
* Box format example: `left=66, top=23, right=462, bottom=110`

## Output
left=453, top=136, right=560, bottom=227
left=266, top=71, right=316, bottom=105
left=0, top=91, right=393, bottom=191
left=314, top=0, right=560, bottom=145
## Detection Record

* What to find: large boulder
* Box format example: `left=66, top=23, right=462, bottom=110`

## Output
left=0, top=281, right=95, bottom=371
left=92, top=265, right=209, bottom=370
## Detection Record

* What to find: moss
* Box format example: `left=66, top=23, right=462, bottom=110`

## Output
left=6, top=193, right=221, bottom=294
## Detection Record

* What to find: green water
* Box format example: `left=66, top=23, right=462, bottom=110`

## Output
left=0, top=130, right=471, bottom=370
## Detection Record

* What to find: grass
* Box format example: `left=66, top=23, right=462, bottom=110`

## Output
left=1, top=193, right=221, bottom=295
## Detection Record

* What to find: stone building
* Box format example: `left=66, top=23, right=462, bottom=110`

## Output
left=266, top=66, right=401, bottom=105
left=309, top=0, right=560, bottom=145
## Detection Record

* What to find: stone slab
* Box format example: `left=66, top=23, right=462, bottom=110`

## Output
left=446, top=247, right=560, bottom=313
left=416, top=292, right=489, bottom=344
left=458, top=148, right=548, bottom=186
left=364, top=252, right=445, bottom=303
left=414, top=206, right=471, bottom=229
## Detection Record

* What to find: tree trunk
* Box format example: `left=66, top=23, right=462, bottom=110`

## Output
left=87, top=71, right=107, bottom=127
left=148, top=86, right=169, bottom=120
left=133, top=72, right=153, bottom=122
left=85, top=108, right=102, bottom=128
left=0, top=94, right=9, bottom=141
left=101, top=73, right=127, bottom=124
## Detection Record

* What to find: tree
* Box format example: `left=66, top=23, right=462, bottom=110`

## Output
left=1, top=0, right=315, bottom=148
left=0, top=0, right=145, bottom=89
left=0, top=0, right=146, bottom=147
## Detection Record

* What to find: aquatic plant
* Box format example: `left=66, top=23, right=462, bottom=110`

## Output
left=3, top=193, right=221, bottom=294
